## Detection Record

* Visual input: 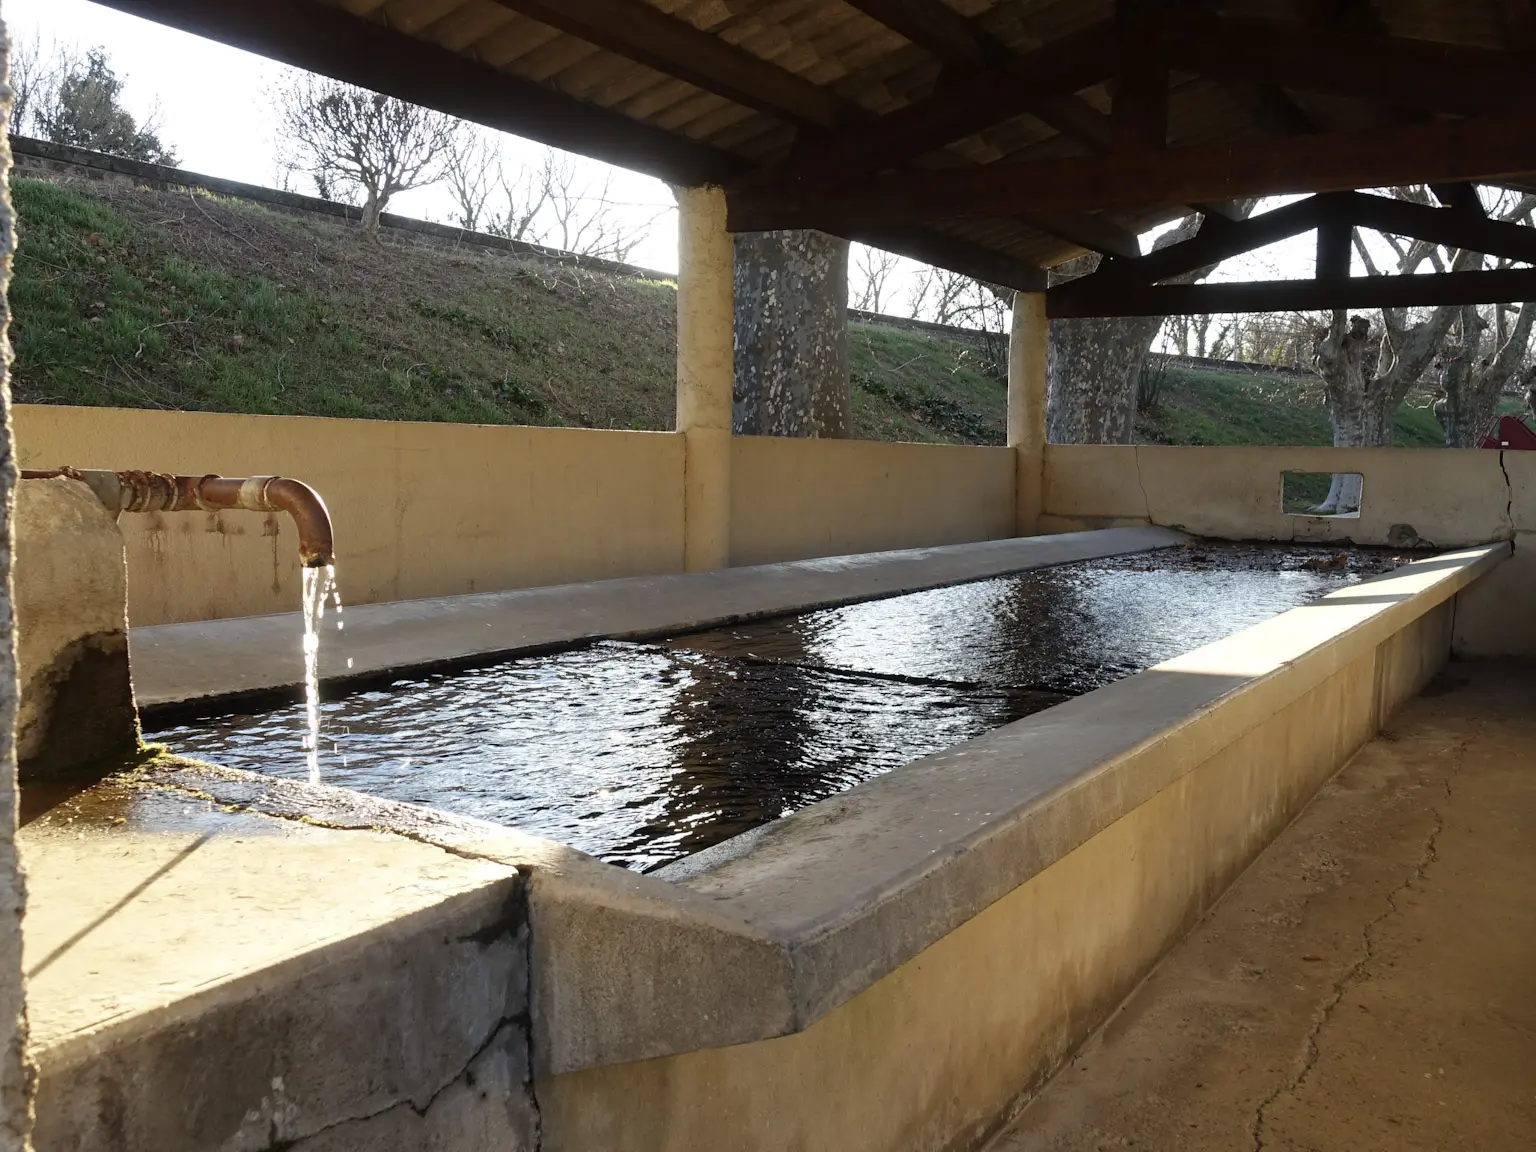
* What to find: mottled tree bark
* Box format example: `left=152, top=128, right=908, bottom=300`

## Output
left=733, top=230, right=850, bottom=438
left=1046, top=208, right=1248, bottom=444
left=1312, top=243, right=1481, bottom=511
left=0, top=13, right=34, bottom=1150
left=1439, top=302, right=1536, bottom=448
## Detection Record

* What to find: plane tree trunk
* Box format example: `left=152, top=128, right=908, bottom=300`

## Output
left=732, top=230, right=851, bottom=438
left=1046, top=206, right=1251, bottom=444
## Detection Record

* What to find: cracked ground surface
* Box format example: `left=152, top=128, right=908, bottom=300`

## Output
left=988, top=659, right=1536, bottom=1152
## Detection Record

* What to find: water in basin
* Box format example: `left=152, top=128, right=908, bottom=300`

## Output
left=148, top=544, right=1403, bottom=870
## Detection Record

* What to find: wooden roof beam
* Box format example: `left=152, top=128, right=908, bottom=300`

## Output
left=852, top=227, right=1046, bottom=292
left=1047, top=268, right=1536, bottom=318
left=729, top=116, right=1536, bottom=228
left=838, top=0, right=1003, bottom=68
left=1164, top=14, right=1536, bottom=117
left=485, top=0, right=847, bottom=128
left=730, top=21, right=1115, bottom=195
left=90, top=0, right=736, bottom=186
left=1014, top=211, right=1143, bottom=261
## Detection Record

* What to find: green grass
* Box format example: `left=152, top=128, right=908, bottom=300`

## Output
left=15, top=175, right=1514, bottom=453
left=10, top=176, right=1005, bottom=442
left=1136, top=365, right=1451, bottom=449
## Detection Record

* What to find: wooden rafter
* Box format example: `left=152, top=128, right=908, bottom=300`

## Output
left=729, top=21, right=1114, bottom=194
left=1112, top=0, right=1169, bottom=153
left=90, top=0, right=736, bottom=186
left=853, top=227, right=1046, bottom=292
left=1015, top=212, right=1142, bottom=261
left=483, top=0, right=848, bottom=129
left=1051, top=189, right=1536, bottom=317
left=1047, top=269, right=1536, bottom=318
left=1061, top=191, right=1536, bottom=294
left=729, top=117, right=1536, bottom=230
left=1163, top=15, right=1536, bottom=117
left=839, top=0, right=1002, bottom=68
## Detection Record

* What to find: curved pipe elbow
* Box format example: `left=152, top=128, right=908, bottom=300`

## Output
left=257, top=478, right=335, bottom=569
left=196, top=476, right=335, bottom=569
left=20, top=469, right=336, bottom=569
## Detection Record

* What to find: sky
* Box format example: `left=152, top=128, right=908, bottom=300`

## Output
left=16, top=0, right=1389, bottom=334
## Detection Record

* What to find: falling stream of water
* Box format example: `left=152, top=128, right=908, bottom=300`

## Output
left=300, top=564, right=340, bottom=784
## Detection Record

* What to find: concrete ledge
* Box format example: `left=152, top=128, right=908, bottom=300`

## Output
left=22, top=773, right=537, bottom=1151
left=130, top=527, right=1184, bottom=708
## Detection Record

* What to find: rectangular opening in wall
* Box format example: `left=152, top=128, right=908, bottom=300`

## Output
left=1282, top=471, right=1363, bottom=518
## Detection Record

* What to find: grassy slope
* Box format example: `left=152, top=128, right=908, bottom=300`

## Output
left=1136, top=365, right=1449, bottom=449
left=11, top=177, right=1007, bottom=444
left=15, top=175, right=1522, bottom=452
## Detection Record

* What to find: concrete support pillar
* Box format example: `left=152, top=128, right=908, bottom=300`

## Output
left=675, top=186, right=733, bottom=572
left=1009, top=291, right=1049, bottom=536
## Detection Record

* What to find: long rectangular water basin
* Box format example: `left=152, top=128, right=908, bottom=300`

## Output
left=148, top=543, right=1407, bottom=870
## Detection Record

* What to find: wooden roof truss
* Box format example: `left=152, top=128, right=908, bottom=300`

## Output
left=96, top=0, right=1536, bottom=313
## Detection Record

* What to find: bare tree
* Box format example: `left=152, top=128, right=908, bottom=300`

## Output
left=7, top=32, right=64, bottom=135
left=460, top=148, right=652, bottom=261
left=277, top=75, right=458, bottom=236
left=850, top=244, right=900, bottom=313
left=443, top=131, right=499, bottom=233
left=1311, top=186, right=1536, bottom=508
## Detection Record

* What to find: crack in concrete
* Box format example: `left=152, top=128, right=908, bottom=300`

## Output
left=1131, top=446, right=1153, bottom=524
left=518, top=864, right=546, bottom=1152
left=1498, top=449, right=1515, bottom=541
left=142, top=779, right=547, bottom=1149
left=1248, top=735, right=1471, bottom=1152
left=270, top=1015, right=528, bottom=1151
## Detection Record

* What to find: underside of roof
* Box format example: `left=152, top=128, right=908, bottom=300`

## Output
left=96, top=0, right=1536, bottom=297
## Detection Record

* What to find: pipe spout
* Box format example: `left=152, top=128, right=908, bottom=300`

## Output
left=20, top=469, right=335, bottom=568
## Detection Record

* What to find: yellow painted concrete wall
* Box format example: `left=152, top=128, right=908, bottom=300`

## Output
left=14, top=408, right=1021, bottom=626
left=539, top=601, right=1458, bottom=1152
left=14, top=406, right=686, bottom=626
left=1453, top=448, right=1536, bottom=656
left=1041, top=444, right=1512, bottom=547
left=730, top=435, right=1016, bottom=566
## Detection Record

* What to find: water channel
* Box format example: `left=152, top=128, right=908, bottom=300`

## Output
left=148, top=544, right=1404, bottom=870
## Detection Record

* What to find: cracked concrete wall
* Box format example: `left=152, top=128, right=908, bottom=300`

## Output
left=12, top=478, right=137, bottom=778
left=31, top=872, right=536, bottom=1152
left=0, top=19, right=34, bottom=1149
left=730, top=436, right=1015, bottom=567
left=1453, top=448, right=1536, bottom=656
left=1041, top=444, right=1515, bottom=549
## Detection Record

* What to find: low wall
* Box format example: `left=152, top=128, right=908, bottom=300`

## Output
left=1039, top=442, right=1536, bottom=657
left=1040, top=443, right=1515, bottom=547
left=730, top=435, right=1015, bottom=566
left=14, top=406, right=686, bottom=626
left=13, top=407, right=1021, bottom=627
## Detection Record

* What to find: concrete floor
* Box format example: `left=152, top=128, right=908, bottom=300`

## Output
left=990, top=659, right=1536, bottom=1152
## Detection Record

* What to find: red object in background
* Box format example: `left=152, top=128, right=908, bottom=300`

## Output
left=1481, top=415, right=1536, bottom=450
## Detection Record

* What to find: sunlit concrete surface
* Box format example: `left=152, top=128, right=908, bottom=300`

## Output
left=21, top=772, right=536, bottom=1151
left=129, top=526, right=1182, bottom=708
left=988, top=660, right=1536, bottom=1152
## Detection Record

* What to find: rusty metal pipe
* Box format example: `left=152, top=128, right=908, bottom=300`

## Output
left=20, top=469, right=335, bottom=568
